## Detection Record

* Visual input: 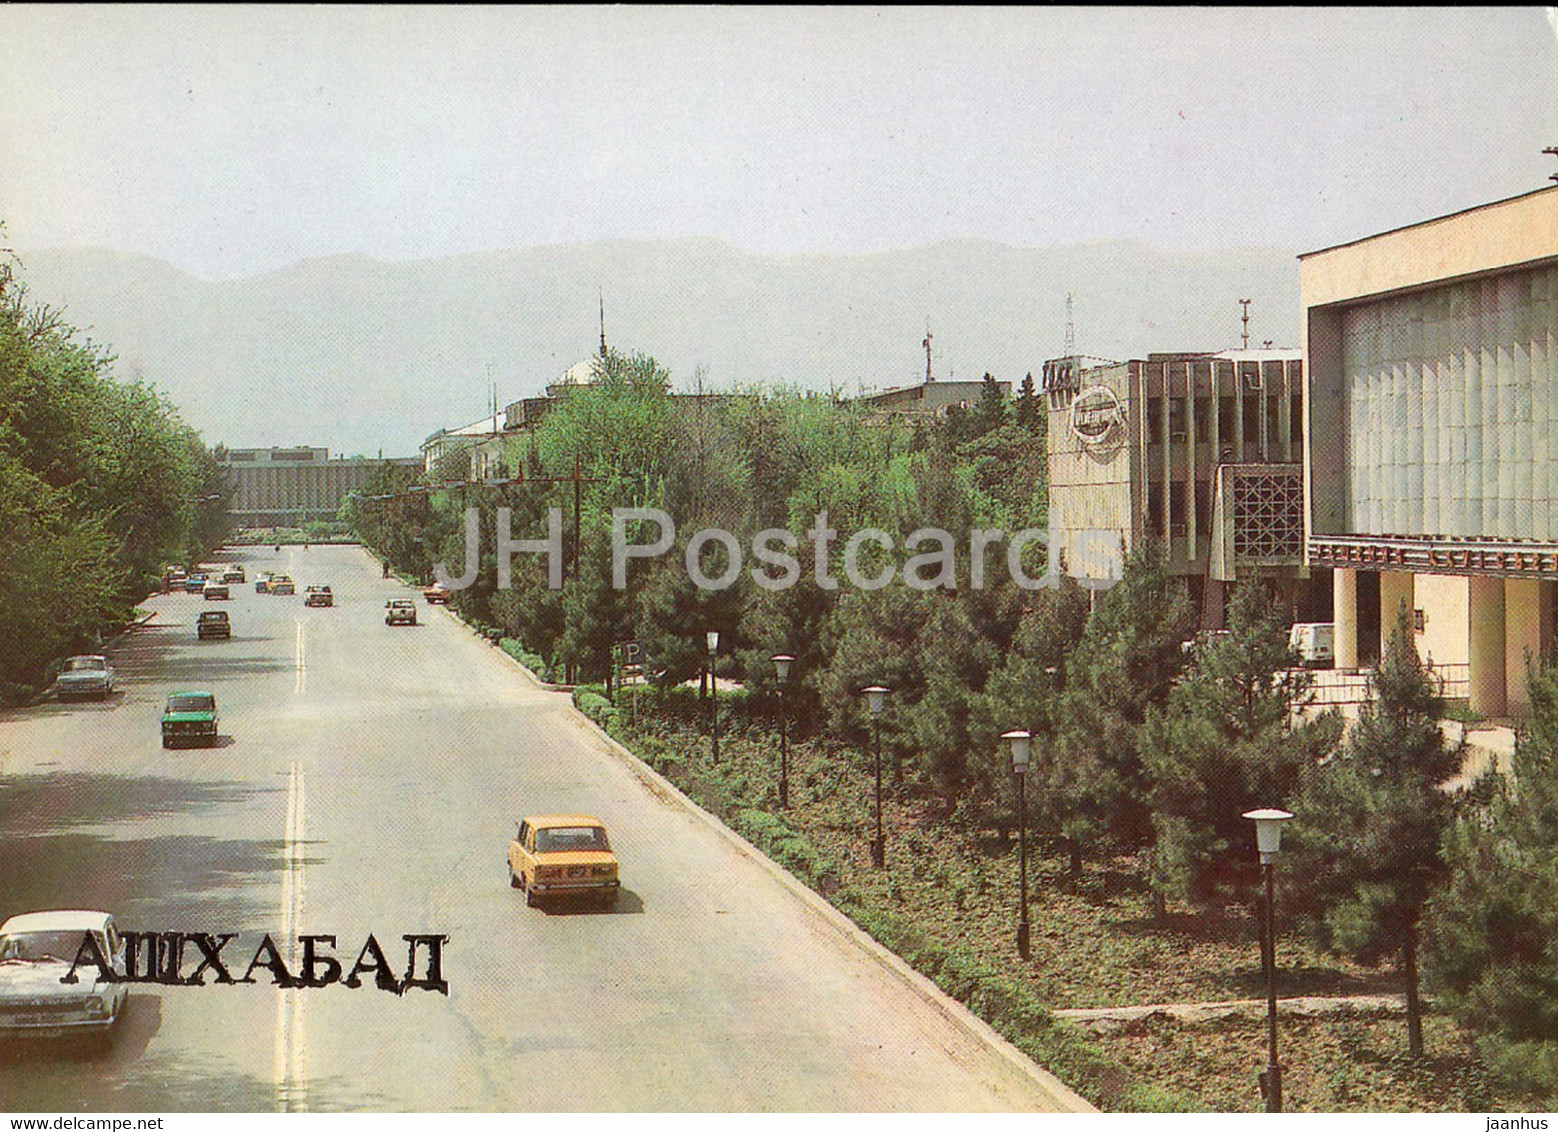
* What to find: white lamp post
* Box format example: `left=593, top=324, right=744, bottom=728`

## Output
left=706, top=630, right=720, bottom=764
left=1003, top=730, right=1033, bottom=959
left=861, top=687, right=891, bottom=867
left=1243, top=807, right=1293, bottom=1112
left=772, top=655, right=795, bottom=806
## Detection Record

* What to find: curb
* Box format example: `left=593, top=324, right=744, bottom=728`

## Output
left=494, top=652, right=1096, bottom=1112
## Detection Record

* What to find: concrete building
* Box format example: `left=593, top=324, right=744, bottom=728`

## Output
left=1043, top=349, right=1320, bottom=625
left=855, top=377, right=1010, bottom=419
left=219, top=447, right=420, bottom=527
left=1303, top=185, right=1558, bottom=716
left=420, top=413, right=505, bottom=479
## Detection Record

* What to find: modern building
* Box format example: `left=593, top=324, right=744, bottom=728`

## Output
left=1302, top=184, right=1558, bottom=717
left=1043, top=349, right=1321, bottom=626
left=219, top=447, right=420, bottom=527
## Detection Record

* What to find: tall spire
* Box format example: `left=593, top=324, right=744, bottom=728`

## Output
left=599, top=288, right=607, bottom=357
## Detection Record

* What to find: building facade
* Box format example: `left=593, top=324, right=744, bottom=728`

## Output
left=855, top=378, right=1010, bottom=419
left=1044, top=349, right=1320, bottom=625
left=219, top=447, right=420, bottom=527
left=1303, top=185, right=1558, bottom=716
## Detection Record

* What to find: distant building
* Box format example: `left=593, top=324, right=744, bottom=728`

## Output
left=1303, top=184, right=1558, bottom=716
left=420, top=413, right=505, bottom=479
left=218, top=446, right=420, bottom=527
left=854, top=378, right=1010, bottom=419
left=1043, top=349, right=1321, bottom=627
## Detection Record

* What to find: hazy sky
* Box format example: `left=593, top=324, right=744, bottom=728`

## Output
left=3, top=6, right=1556, bottom=280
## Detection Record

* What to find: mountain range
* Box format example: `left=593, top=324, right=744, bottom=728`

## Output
left=11, top=238, right=1301, bottom=457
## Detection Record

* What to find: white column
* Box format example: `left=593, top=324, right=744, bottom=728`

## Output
left=1506, top=578, right=1542, bottom=716
left=1469, top=576, right=1508, bottom=718
left=1334, top=567, right=1358, bottom=669
left=1380, top=571, right=1416, bottom=653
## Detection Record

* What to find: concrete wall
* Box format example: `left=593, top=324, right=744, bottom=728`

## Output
left=1416, top=573, right=1470, bottom=670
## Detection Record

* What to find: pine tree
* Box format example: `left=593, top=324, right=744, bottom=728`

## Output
left=1424, top=659, right=1558, bottom=1099
left=1015, top=371, right=1041, bottom=433
left=1294, top=604, right=1462, bottom=1057
left=1142, top=583, right=1340, bottom=911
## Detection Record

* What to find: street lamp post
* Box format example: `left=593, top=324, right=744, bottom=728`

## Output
left=772, top=655, right=795, bottom=807
left=1003, top=730, right=1033, bottom=959
left=861, top=687, right=890, bottom=867
left=706, top=630, right=720, bottom=765
left=1244, top=807, right=1293, bottom=1114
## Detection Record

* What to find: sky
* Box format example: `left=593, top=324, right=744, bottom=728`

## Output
left=2, top=6, right=1557, bottom=281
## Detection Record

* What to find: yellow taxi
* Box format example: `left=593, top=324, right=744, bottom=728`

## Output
left=508, top=814, right=620, bottom=908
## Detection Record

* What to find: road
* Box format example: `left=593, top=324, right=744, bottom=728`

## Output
left=0, top=544, right=1089, bottom=1112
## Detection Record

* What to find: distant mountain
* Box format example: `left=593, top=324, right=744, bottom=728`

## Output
left=11, top=238, right=1301, bottom=456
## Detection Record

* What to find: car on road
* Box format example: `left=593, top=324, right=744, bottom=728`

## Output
left=53, top=655, right=115, bottom=700
left=162, top=691, right=218, bottom=748
left=0, top=910, right=128, bottom=1042
left=203, top=581, right=230, bottom=601
left=303, top=585, right=334, bottom=607
left=269, top=575, right=296, bottom=596
left=163, top=567, right=188, bottom=592
left=508, top=814, right=620, bottom=908
left=385, top=598, right=417, bottom=626
left=197, top=610, right=231, bottom=640
left=423, top=582, right=451, bottom=604
left=222, top=566, right=246, bottom=584
left=255, top=572, right=273, bottom=594
left=184, top=573, right=208, bottom=595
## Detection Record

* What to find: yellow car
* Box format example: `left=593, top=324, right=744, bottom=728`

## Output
left=508, top=814, right=620, bottom=908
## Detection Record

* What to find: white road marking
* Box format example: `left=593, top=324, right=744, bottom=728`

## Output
left=274, top=761, right=309, bottom=1111
left=293, top=619, right=307, bottom=694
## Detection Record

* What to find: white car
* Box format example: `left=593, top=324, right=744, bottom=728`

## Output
left=53, top=655, right=115, bottom=700
left=0, top=910, right=128, bottom=1041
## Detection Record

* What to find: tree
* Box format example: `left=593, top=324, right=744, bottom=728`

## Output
left=1049, top=540, right=1193, bottom=865
left=1424, top=658, right=1558, bottom=1098
left=974, top=371, right=1009, bottom=435
left=1293, top=604, right=1462, bottom=1058
left=1142, top=584, right=1341, bottom=911
left=1015, top=371, right=1042, bottom=433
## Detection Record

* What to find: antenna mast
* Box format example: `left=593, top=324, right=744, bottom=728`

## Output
left=1064, top=292, right=1075, bottom=358
left=599, top=288, right=607, bottom=356
left=1239, top=298, right=1252, bottom=350
left=923, top=324, right=933, bottom=383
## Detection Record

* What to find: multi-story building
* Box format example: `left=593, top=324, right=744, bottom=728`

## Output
left=1043, top=348, right=1320, bottom=626
left=855, top=377, right=1010, bottom=420
left=219, top=447, right=420, bottom=527
left=1303, top=184, right=1558, bottom=717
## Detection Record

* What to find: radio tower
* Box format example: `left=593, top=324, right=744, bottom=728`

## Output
left=1240, top=298, right=1252, bottom=350
left=1064, top=293, right=1075, bottom=358
left=923, top=323, right=934, bottom=383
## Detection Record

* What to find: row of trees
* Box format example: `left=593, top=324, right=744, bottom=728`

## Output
left=0, top=253, right=231, bottom=700
left=348, top=348, right=1557, bottom=1093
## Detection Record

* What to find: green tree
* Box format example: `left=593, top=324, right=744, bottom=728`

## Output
left=1015, top=371, right=1041, bottom=433
left=1293, top=604, right=1462, bottom=1058
left=1142, top=584, right=1341, bottom=912
left=1424, top=659, right=1558, bottom=1099
left=1050, top=541, right=1192, bottom=865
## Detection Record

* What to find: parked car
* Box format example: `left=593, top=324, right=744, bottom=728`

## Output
left=222, top=566, right=246, bottom=584
left=53, top=655, right=115, bottom=700
left=255, top=572, right=273, bottom=594
left=0, top=910, right=128, bottom=1042
left=1289, top=622, right=1336, bottom=668
left=303, top=585, right=334, bottom=608
left=184, top=574, right=208, bottom=595
left=161, top=691, right=218, bottom=748
left=163, top=567, right=188, bottom=592
left=509, top=815, right=620, bottom=908
left=197, top=610, right=231, bottom=640
left=385, top=598, right=417, bottom=626
left=423, top=582, right=451, bottom=604
left=269, top=575, right=296, bottom=596
left=203, top=582, right=230, bottom=601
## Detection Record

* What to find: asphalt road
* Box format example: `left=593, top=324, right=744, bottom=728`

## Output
left=0, top=544, right=1089, bottom=1112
